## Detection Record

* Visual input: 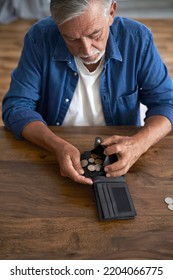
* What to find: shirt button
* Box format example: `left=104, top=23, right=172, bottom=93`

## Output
left=65, top=98, right=70, bottom=103
left=56, top=122, right=60, bottom=126
left=74, top=72, right=78, bottom=76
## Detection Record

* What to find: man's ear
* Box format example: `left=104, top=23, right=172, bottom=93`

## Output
left=108, top=1, right=117, bottom=26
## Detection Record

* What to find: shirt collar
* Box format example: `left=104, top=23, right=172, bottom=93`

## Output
left=52, top=34, right=73, bottom=62
left=105, top=26, right=122, bottom=62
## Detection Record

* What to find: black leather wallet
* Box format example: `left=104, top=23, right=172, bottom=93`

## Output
left=81, top=137, right=136, bottom=221
left=93, top=176, right=136, bottom=221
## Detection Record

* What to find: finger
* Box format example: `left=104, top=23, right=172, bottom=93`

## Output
left=102, top=135, right=122, bottom=146
left=68, top=168, right=93, bottom=185
left=104, top=163, right=122, bottom=174
left=72, top=158, right=93, bottom=185
left=74, top=174, right=93, bottom=185
left=60, top=161, right=93, bottom=185
left=71, top=154, right=84, bottom=175
left=105, top=168, right=127, bottom=178
left=104, top=144, right=121, bottom=155
left=104, top=158, right=128, bottom=175
left=70, top=163, right=93, bottom=184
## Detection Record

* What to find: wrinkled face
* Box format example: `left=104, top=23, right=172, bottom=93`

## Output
left=58, top=1, right=116, bottom=65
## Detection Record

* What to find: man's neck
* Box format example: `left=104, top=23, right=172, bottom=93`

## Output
left=83, top=61, right=101, bottom=72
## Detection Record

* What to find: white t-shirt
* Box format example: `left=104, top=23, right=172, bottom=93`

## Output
left=62, top=56, right=106, bottom=126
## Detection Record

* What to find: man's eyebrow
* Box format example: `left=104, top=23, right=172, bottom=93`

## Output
left=88, top=29, right=102, bottom=36
left=62, top=29, right=102, bottom=40
left=62, top=34, right=77, bottom=40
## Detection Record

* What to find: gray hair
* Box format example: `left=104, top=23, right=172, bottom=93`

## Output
left=50, top=0, right=115, bottom=25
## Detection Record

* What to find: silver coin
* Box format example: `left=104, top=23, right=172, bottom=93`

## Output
left=95, top=159, right=103, bottom=165
left=87, top=164, right=96, bottom=172
left=95, top=164, right=101, bottom=171
left=164, top=197, right=173, bottom=205
left=81, top=159, right=88, bottom=167
left=88, top=157, right=95, bottom=163
left=168, top=204, right=173, bottom=211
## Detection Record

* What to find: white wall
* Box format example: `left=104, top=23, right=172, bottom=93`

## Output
left=116, top=0, right=173, bottom=18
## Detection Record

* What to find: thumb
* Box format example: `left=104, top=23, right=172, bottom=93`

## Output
left=71, top=154, right=84, bottom=175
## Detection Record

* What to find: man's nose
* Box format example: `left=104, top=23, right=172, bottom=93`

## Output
left=80, top=37, right=92, bottom=55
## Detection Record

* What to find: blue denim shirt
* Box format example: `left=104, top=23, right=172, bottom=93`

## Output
left=2, top=16, right=173, bottom=139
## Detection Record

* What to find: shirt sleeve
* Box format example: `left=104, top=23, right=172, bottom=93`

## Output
left=138, top=31, right=173, bottom=125
left=2, top=30, right=47, bottom=140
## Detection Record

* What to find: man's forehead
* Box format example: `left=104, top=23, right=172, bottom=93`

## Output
left=61, top=27, right=103, bottom=40
left=59, top=14, right=106, bottom=39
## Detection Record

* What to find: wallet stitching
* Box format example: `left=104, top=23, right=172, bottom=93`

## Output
left=102, top=183, right=115, bottom=218
left=96, top=183, right=110, bottom=219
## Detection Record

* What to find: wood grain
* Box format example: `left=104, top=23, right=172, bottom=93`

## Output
left=0, top=19, right=173, bottom=125
left=0, top=126, right=173, bottom=259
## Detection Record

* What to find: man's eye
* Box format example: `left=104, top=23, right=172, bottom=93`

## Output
left=67, top=38, right=76, bottom=42
left=90, top=33, right=101, bottom=40
left=64, top=36, right=77, bottom=42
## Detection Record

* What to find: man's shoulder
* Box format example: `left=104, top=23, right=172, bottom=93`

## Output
left=28, top=16, right=60, bottom=40
left=112, top=17, right=151, bottom=37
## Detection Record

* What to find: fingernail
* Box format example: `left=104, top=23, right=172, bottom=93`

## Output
left=87, top=180, right=93, bottom=185
left=106, top=173, right=110, bottom=177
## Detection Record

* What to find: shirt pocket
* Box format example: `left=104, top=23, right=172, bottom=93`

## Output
left=115, top=88, right=140, bottom=125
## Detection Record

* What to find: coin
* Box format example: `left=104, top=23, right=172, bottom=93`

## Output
left=168, top=204, right=173, bottom=211
left=95, top=159, right=103, bottom=165
left=81, top=159, right=88, bottom=167
left=91, top=153, right=98, bottom=159
left=95, top=164, right=101, bottom=171
left=88, top=157, right=95, bottom=163
left=87, top=165, right=96, bottom=172
left=164, top=197, right=173, bottom=205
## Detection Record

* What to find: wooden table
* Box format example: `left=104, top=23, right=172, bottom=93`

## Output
left=0, top=126, right=173, bottom=260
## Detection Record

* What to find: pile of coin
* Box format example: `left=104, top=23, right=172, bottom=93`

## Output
left=164, top=197, right=173, bottom=211
left=81, top=153, right=103, bottom=172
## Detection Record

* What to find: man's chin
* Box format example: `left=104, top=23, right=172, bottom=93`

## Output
left=80, top=55, right=98, bottom=64
left=80, top=52, right=105, bottom=65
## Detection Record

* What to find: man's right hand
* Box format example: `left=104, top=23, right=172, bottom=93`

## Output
left=22, top=121, right=93, bottom=185
left=54, top=140, right=93, bottom=185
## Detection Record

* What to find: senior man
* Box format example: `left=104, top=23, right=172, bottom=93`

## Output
left=2, top=0, right=173, bottom=184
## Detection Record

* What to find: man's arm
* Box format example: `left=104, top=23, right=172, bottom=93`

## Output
left=102, top=115, right=172, bottom=177
left=22, top=121, right=93, bottom=185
